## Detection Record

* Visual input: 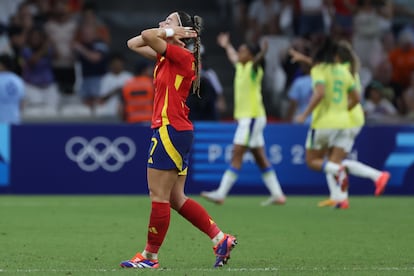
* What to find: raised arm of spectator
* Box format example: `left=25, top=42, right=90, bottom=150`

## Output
left=72, top=41, right=103, bottom=63
left=289, top=48, right=313, bottom=65
left=217, top=32, right=238, bottom=65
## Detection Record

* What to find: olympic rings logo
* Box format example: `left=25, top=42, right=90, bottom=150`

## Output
left=65, top=136, right=136, bottom=172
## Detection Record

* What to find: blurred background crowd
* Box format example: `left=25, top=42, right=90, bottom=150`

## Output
left=1, top=0, right=414, bottom=125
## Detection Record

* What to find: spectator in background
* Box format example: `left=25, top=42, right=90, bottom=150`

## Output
left=331, top=0, right=357, bottom=40
left=76, top=1, right=110, bottom=44
left=216, top=0, right=254, bottom=33
left=9, top=1, right=35, bottom=39
left=297, top=0, right=330, bottom=38
left=0, top=25, right=12, bottom=56
left=187, top=44, right=227, bottom=121
left=388, top=27, right=414, bottom=113
left=370, top=58, right=397, bottom=109
left=352, top=0, right=384, bottom=72
left=246, top=0, right=284, bottom=43
left=67, top=0, right=84, bottom=13
left=259, top=18, right=291, bottom=107
left=363, top=80, right=398, bottom=122
left=186, top=69, right=219, bottom=121
left=201, top=47, right=227, bottom=117
left=0, top=54, right=25, bottom=124
left=120, top=59, right=154, bottom=124
left=21, top=26, right=60, bottom=116
left=95, top=52, right=133, bottom=118
left=282, top=37, right=310, bottom=91
left=72, top=20, right=109, bottom=109
left=0, top=0, right=25, bottom=26
left=6, top=26, right=25, bottom=75
left=30, top=0, right=53, bottom=26
left=44, top=0, right=78, bottom=95
left=376, top=0, right=393, bottom=35
left=401, top=71, right=414, bottom=119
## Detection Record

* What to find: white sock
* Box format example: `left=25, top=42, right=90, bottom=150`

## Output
left=325, top=173, right=337, bottom=200
left=142, top=250, right=158, bottom=260
left=326, top=173, right=348, bottom=201
left=342, top=159, right=381, bottom=182
left=262, top=168, right=284, bottom=197
left=323, top=161, right=341, bottom=175
left=216, top=168, right=238, bottom=197
left=212, top=231, right=225, bottom=245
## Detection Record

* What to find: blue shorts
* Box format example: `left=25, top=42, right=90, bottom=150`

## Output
left=147, top=125, right=193, bottom=175
left=78, top=76, right=102, bottom=99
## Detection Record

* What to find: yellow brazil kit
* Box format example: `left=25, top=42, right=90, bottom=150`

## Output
left=233, top=61, right=266, bottom=119
left=343, top=63, right=365, bottom=128
left=310, top=63, right=356, bottom=129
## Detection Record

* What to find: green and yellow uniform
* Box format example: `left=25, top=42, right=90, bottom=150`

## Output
left=310, top=63, right=356, bottom=129
left=233, top=61, right=266, bottom=119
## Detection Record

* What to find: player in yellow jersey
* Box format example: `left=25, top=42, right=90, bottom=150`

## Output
left=201, top=32, right=286, bottom=206
left=331, top=41, right=390, bottom=198
left=291, top=40, right=390, bottom=209
left=295, top=38, right=360, bottom=209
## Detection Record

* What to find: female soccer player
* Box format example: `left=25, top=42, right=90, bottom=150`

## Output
left=201, top=32, right=286, bottom=206
left=120, top=11, right=236, bottom=269
left=332, top=41, right=390, bottom=198
left=290, top=41, right=390, bottom=208
left=294, top=38, right=360, bottom=207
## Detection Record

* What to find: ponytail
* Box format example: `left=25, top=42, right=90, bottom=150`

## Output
left=191, top=15, right=203, bottom=97
left=177, top=11, right=203, bottom=97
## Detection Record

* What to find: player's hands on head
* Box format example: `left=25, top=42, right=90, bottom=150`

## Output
left=164, top=26, right=197, bottom=47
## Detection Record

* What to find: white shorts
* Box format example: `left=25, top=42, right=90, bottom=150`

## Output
left=233, top=117, right=266, bottom=148
left=343, top=126, right=362, bottom=153
left=305, top=128, right=357, bottom=152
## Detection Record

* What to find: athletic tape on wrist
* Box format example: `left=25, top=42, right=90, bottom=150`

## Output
left=165, top=28, right=175, bottom=37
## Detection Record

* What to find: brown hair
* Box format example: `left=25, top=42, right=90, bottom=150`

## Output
left=337, top=40, right=360, bottom=76
left=177, top=11, right=203, bottom=96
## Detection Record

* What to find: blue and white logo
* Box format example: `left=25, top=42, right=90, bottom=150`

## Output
left=384, top=132, right=414, bottom=186
left=0, top=124, right=10, bottom=186
left=65, top=136, right=136, bottom=172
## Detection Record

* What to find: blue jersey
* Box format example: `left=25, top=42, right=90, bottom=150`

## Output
left=0, top=71, right=25, bottom=124
left=288, top=75, right=312, bottom=124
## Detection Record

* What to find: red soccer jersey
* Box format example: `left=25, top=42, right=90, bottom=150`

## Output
left=151, top=44, right=195, bottom=131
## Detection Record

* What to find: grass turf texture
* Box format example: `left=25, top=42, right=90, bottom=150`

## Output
left=0, top=195, right=413, bottom=275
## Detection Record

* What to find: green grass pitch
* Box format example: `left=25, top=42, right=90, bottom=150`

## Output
left=0, top=195, right=413, bottom=275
